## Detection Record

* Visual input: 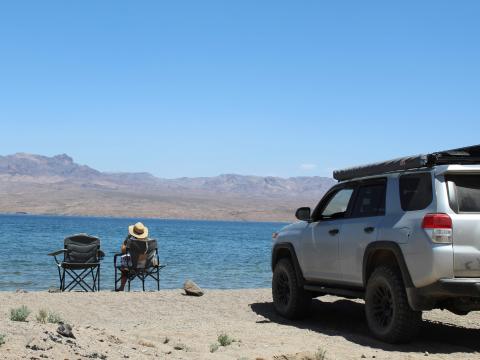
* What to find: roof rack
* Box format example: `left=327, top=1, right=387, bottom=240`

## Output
left=333, top=144, right=480, bottom=181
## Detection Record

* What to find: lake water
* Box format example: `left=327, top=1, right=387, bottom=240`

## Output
left=0, top=215, right=285, bottom=291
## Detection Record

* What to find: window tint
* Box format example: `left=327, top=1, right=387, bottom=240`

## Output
left=399, top=173, right=433, bottom=211
left=447, top=175, right=480, bottom=213
left=352, top=183, right=386, bottom=217
left=321, top=188, right=354, bottom=219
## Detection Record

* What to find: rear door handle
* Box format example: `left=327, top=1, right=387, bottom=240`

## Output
left=364, top=226, right=375, bottom=234
left=329, top=229, right=339, bottom=236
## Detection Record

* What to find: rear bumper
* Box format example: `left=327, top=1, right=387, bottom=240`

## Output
left=407, top=278, right=480, bottom=311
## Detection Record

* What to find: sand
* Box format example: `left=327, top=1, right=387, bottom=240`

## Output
left=1, top=289, right=480, bottom=360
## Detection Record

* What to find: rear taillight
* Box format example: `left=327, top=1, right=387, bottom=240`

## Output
left=422, top=213, right=453, bottom=243
left=422, top=213, right=452, bottom=229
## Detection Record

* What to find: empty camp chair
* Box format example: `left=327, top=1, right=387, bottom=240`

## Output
left=114, top=238, right=165, bottom=291
left=48, top=234, right=104, bottom=292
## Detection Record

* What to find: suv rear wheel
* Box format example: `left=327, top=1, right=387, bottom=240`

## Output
left=365, top=266, right=422, bottom=343
left=272, top=258, right=311, bottom=319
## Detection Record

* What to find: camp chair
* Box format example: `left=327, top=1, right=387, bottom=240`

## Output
left=114, top=239, right=165, bottom=291
left=48, top=234, right=104, bottom=292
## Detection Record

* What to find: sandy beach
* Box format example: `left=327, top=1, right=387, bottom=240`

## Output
left=1, top=289, right=480, bottom=360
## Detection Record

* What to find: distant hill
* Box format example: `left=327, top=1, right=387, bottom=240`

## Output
left=0, top=153, right=336, bottom=221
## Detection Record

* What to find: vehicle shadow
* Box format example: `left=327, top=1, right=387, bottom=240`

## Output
left=250, top=298, right=480, bottom=354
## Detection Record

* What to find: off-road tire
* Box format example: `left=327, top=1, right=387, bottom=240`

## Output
left=272, top=258, right=311, bottom=319
left=365, top=266, right=422, bottom=343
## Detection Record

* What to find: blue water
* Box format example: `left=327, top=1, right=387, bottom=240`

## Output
left=0, top=215, right=284, bottom=291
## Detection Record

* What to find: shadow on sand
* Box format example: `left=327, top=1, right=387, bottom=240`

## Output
left=250, top=298, right=480, bottom=355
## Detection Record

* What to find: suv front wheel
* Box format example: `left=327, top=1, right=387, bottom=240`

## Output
left=365, top=266, right=422, bottom=343
left=272, top=258, right=311, bottom=319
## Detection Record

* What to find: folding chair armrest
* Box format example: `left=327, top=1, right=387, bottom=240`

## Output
left=113, top=253, right=123, bottom=267
left=48, top=249, right=67, bottom=266
left=48, top=249, right=67, bottom=257
left=97, top=250, right=105, bottom=259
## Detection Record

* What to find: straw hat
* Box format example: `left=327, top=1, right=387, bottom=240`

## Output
left=128, top=222, right=149, bottom=239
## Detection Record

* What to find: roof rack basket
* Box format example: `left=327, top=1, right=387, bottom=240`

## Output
left=333, top=144, right=480, bottom=181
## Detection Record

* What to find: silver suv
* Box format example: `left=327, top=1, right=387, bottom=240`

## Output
left=271, top=145, right=480, bottom=343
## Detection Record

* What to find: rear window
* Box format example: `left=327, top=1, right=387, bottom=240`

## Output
left=399, top=173, right=433, bottom=211
left=446, top=175, right=480, bottom=213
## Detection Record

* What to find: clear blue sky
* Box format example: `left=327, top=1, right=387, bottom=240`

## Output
left=0, top=1, right=479, bottom=178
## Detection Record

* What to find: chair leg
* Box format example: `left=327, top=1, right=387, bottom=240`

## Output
left=63, top=268, right=93, bottom=292
left=61, top=268, right=66, bottom=291
left=97, top=265, right=100, bottom=291
left=92, top=266, right=99, bottom=292
left=91, top=269, right=96, bottom=291
left=114, top=267, right=124, bottom=292
left=157, top=267, right=160, bottom=291
left=142, top=275, right=145, bottom=292
left=56, top=266, right=62, bottom=291
left=115, top=275, right=121, bottom=291
left=114, top=266, right=118, bottom=291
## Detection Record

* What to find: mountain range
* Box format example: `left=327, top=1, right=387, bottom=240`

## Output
left=0, top=153, right=336, bottom=221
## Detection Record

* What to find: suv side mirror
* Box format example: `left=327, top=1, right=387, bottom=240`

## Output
left=295, top=207, right=311, bottom=221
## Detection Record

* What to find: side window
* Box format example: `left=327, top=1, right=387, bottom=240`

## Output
left=321, top=188, right=354, bottom=219
left=352, top=182, right=386, bottom=217
left=399, top=172, right=433, bottom=211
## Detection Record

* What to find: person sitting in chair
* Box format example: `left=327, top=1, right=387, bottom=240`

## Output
left=117, top=222, right=150, bottom=291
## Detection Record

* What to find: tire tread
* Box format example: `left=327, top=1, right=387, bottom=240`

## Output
left=365, top=265, right=422, bottom=343
left=272, top=258, right=311, bottom=319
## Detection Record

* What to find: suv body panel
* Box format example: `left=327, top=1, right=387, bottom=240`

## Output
left=340, top=215, right=384, bottom=285
left=338, top=178, right=387, bottom=285
left=304, top=220, right=342, bottom=281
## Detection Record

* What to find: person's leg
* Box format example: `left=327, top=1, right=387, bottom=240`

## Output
left=117, top=270, right=127, bottom=291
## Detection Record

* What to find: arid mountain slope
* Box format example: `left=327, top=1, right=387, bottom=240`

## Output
left=0, top=153, right=336, bottom=221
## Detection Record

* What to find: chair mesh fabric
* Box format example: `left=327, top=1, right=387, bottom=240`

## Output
left=126, top=239, right=158, bottom=270
left=64, top=234, right=100, bottom=264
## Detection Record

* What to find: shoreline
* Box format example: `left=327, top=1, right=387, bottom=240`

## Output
left=0, top=212, right=290, bottom=225
left=1, top=289, right=480, bottom=359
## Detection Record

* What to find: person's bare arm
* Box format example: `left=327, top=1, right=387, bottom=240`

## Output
left=121, top=236, right=129, bottom=254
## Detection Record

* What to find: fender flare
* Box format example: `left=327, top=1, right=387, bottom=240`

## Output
left=362, top=241, right=414, bottom=288
left=272, top=242, right=305, bottom=287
